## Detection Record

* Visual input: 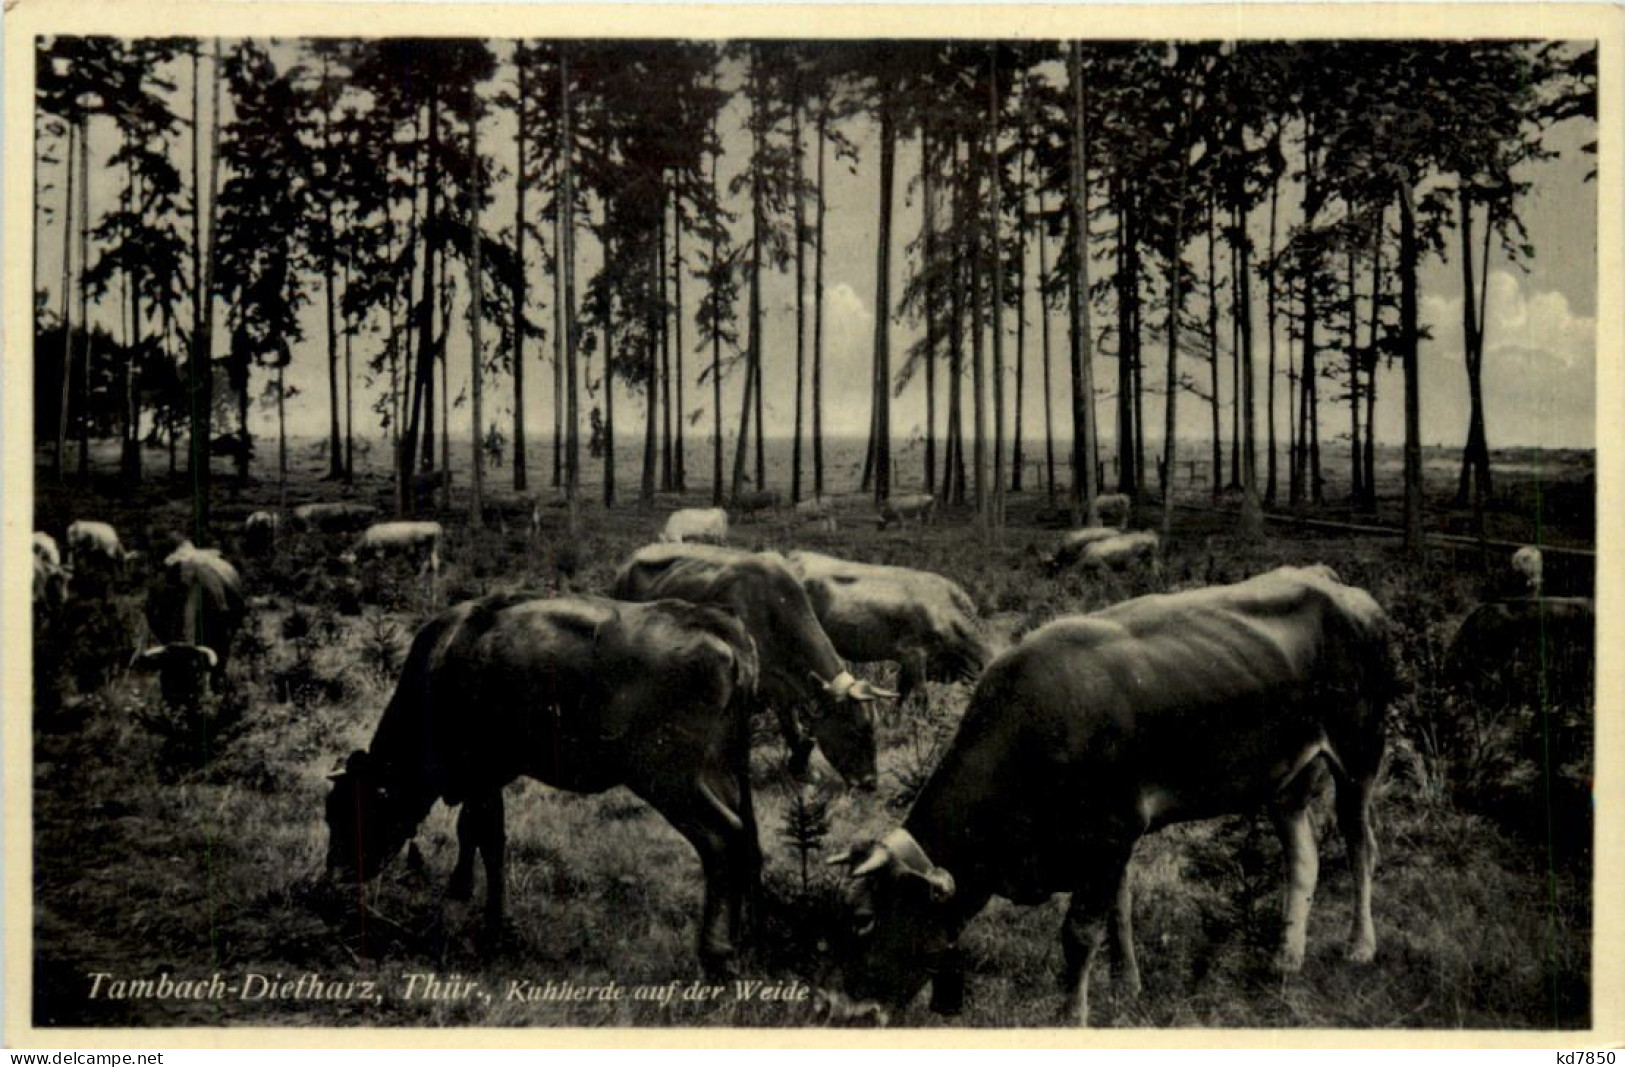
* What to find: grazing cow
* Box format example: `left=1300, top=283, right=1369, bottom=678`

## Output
left=660, top=507, right=730, bottom=545
left=786, top=550, right=991, bottom=710
left=1088, top=493, right=1132, bottom=530
left=341, top=521, right=444, bottom=576
left=794, top=496, right=838, bottom=533
left=825, top=566, right=1394, bottom=1026
left=66, top=520, right=126, bottom=584
left=1444, top=596, right=1594, bottom=705
left=325, top=594, right=761, bottom=974
left=1039, top=527, right=1122, bottom=574
left=613, top=543, right=894, bottom=789
left=876, top=494, right=937, bottom=531
left=33, top=537, right=69, bottom=613
left=243, top=511, right=281, bottom=556
left=140, top=540, right=247, bottom=706
left=33, top=531, right=62, bottom=568
left=1511, top=546, right=1544, bottom=596
left=732, top=490, right=782, bottom=522
left=290, top=502, right=378, bottom=534
left=1082, top=530, right=1160, bottom=571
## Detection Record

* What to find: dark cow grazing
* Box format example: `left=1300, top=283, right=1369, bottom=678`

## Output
left=876, top=494, right=937, bottom=531
left=324, top=594, right=761, bottom=974
left=1444, top=596, right=1594, bottom=705
left=142, top=541, right=246, bottom=706
left=732, top=490, right=782, bottom=522
left=244, top=511, right=281, bottom=556
left=291, top=502, right=378, bottom=533
left=825, top=566, right=1395, bottom=1026
left=613, top=543, right=894, bottom=789
left=1080, top=530, right=1160, bottom=572
left=210, top=431, right=255, bottom=464
left=787, top=550, right=992, bottom=711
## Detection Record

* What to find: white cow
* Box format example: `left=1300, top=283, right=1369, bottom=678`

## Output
left=794, top=497, right=838, bottom=533
left=33, top=533, right=68, bottom=611
left=1088, top=493, right=1132, bottom=530
left=1080, top=530, right=1161, bottom=571
left=877, top=494, right=937, bottom=531
left=1040, top=527, right=1122, bottom=573
left=660, top=508, right=730, bottom=545
left=342, top=521, right=444, bottom=576
left=33, top=531, right=62, bottom=568
left=1511, top=546, right=1543, bottom=596
left=66, top=520, right=126, bottom=586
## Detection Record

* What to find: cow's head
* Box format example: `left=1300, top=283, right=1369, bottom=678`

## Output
left=807, top=671, right=894, bottom=790
left=828, top=829, right=958, bottom=1014
left=135, top=643, right=218, bottom=708
left=324, top=750, right=417, bottom=882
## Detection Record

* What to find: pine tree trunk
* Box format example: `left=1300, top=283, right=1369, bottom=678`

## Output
left=1068, top=42, right=1097, bottom=523
left=922, top=124, right=938, bottom=498
left=77, top=110, right=93, bottom=479
left=731, top=61, right=765, bottom=502
left=1234, top=197, right=1262, bottom=539
left=658, top=202, right=672, bottom=494
left=874, top=94, right=896, bottom=505
left=1398, top=178, right=1424, bottom=555
left=1206, top=200, right=1221, bottom=495
left=791, top=100, right=807, bottom=504
left=644, top=234, right=660, bottom=506
left=553, top=192, right=564, bottom=490
left=946, top=138, right=966, bottom=506
left=813, top=109, right=827, bottom=499
left=56, top=120, right=76, bottom=484
left=1348, top=248, right=1364, bottom=506
left=1364, top=213, right=1382, bottom=509
left=1264, top=161, right=1280, bottom=506
left=1011, top=91, right=1028, bottom=496
left=987, top=52, right=1004, bottom=531
left=323, top=55, right=344, bottom=481
left=1114, top=179, right=1134, bottom=496
left=673, top=201, right=686, bottom=493
left=512, top=54, right=529, bottom=493
left=122, top=140, right=143, bottom=485
left=603, top=236, right=618, bottom=508
left=1038, top=194, right=1056, bottom=504
left=402, top=89, right=441, bottom=513
left=1455, top=186, right=1493, bottom=511
left=969, top=113, right=987, bottom=526
left=560, top=47, right=580, bottom=526
left=469, top=101, right=486, bottom=528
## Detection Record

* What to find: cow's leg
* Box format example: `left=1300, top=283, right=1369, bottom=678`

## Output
left=449, top=790, right=507, bottom=928
left=1327, top=711, right=1385, bottom=964
left=636, top=772, right=755, bottom=978
left=1112, top=866, right=1142, bottom=997
left=1059, top=843, right=1134, bottom=1026
left=897, top=653, right=927, bottom=715
left=1334, top=767, right=1379, bottom=964
left=774, top=703, right=816, bottom=781
left=1268, top=770, right=1321, bottom=973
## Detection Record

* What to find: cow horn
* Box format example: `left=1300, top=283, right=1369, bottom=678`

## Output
left=849, top=679, right=899, bottom=702
left=198, top=646, right=219, bottom=669
left=850, top=846, right=890, bottom=879
left=824, top=846, right=860, bottom=868
left=922, top=865, right=956, bottom=903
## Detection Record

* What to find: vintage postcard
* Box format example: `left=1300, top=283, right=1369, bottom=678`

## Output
left=4, top=0, right=1620, bottom=1048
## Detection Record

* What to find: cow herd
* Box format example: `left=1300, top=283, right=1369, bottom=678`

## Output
left=29, top=498, right=1592, bottom=1027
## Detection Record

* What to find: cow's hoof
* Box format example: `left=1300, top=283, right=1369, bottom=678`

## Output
left=1345, top=940, right=1376, bottom=965
left=446, top=871, right=473, bottom=902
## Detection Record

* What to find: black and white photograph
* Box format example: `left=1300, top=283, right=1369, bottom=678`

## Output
left=5, top=0, right=1615, bottom=1041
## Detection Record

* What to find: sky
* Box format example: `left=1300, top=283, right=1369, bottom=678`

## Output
left=31, top=38, right=1600, bottom=464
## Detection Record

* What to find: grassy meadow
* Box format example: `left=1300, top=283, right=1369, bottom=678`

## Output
left=29, top=435, right=1594, bottom=1029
